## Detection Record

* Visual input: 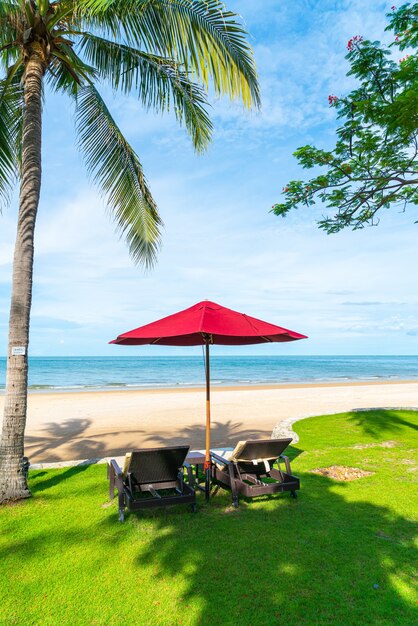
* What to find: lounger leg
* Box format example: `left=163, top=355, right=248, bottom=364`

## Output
left=211, top=484, right=220, bottom=497
left=205, top=468, right=211, bottom=501
left=118, top=490, right=126, bottom=522
left=191, top=503, right=197, bottom=513
left=113, top=473, right=125, bottom=522
left=228, top=463, right=239, bottom=508
left=108, top=464, right=115, bottom=500
left=290, top=490, right=297, bottom=499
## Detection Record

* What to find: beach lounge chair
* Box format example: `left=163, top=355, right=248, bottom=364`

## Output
left=211, top=438, right=300, bottom=508
left=107, top=445, right=196, bottom=522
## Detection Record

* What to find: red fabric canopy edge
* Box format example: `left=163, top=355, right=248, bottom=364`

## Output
left=110, top=300, right=307, bottom=346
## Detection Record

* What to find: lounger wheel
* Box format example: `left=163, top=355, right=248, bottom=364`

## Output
left=191, top=503, right=197, bottom=513
left=290, top=491, right=297, bottom=499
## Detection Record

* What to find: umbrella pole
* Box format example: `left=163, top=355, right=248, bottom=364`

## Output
left=204, top=340, right=211, bottom=501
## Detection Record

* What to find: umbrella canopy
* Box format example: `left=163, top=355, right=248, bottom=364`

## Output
left=110, top=300, right=307, bottom=346
left=110, top=300, right=307, bottom=498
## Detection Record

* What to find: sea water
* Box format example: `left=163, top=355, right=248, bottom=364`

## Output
left=1, top=355, right=418, bottom=392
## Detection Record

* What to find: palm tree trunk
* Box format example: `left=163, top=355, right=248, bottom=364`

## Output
left=0, top=54, right=44, bottom=503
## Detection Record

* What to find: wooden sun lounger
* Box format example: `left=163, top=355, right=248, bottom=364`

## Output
left=107, top=445, right=196, bottom=522
left=211, top=438, right=300, bottom=507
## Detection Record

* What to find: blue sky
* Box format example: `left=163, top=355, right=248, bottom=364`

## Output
left=1, top=0, right=417, bottom=357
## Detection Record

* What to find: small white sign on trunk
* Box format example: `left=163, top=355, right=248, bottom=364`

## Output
left=11, top=346, right=26, bottom=356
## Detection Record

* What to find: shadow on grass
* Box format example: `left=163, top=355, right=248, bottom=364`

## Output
left=283, top=444, right=304, bottom=461
left=6, top=455, right=414, bottom=625
left=123, top=472, right=416, bottom=624
left=30, top=464, right=93, bottom=494
left=347, top=408, right=418, bottom=438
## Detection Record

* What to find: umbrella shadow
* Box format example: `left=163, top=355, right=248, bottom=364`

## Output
left=24, top=416, right=302, bottom=465
left=144, top=419, right=270, bottom=450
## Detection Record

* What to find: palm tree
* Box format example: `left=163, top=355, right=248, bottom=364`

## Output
left=0, top=0, right=259, bottom=503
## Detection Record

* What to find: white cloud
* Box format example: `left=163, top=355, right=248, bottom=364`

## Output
left=1, top=1, right=417, bottom=357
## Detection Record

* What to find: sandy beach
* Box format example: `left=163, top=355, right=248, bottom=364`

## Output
left=0, top=379, right=416, bottom=463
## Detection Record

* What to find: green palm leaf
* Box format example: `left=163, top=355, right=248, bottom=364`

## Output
left=0, top=0, right=259, bottom=265
left=0, top=63, right=23, bottom=210
left=0, top=2, right=20, bottom=58
left=0, top=1, right=19, bottom=19
left=79, top=33, right=213, bottom=150
left=75, top=83, right=162, bottom=267
left=83, top=0, right=260, bottom=108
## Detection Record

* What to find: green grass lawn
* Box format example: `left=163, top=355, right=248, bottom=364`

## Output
left=1, top=409, right=417, bottom=626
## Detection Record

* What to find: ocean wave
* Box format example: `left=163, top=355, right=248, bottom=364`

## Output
left=1, top=355, right=418, bottom=394
left=104, top=382, right=128, bottom=387
left=29, top=384, right=88, bottom=390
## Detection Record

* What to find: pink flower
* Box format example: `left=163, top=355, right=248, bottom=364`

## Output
left=399, top=55, right=411, bottom=63
left=391, top=5, right=396, bottom=11
left=347, top=35, right=363, bottom=51
left=328, top=95, right=338, bottom=105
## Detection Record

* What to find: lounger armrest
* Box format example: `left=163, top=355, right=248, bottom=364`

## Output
left=108, top=459, right=123, bottom=500
left=110, top=459, right=123, bottom=477
left=210, top=452, right=230, bottom=465
left=279, top=454, right=292, bottom=474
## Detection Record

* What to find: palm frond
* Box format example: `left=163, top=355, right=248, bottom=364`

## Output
left=75, top=83, right=162, bottom=267
left=0, top=60, right=23, bottom=210
left=53, top=43, right=96, bottom=77
left=79, top=33, right=213, bottom=150
left=0, top=1, right=19, bottom=18
left=0, top=43, right=20, bottom=72
left=45, top=43, right=97, bottom=97
left=0, top=2, right=20, bottom=53
left=83, top=0, right=260, bottom=109
left=46, top=57, right=80, bottom=96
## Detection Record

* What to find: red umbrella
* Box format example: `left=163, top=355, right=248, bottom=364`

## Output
left=110, top=300, right=307, bottom=497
